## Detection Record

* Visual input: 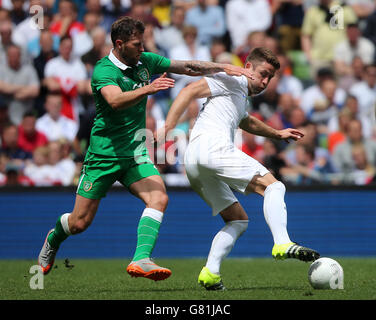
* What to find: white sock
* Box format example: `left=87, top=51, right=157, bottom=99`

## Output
left=141, top=207, right=164, bottom=223
left=60, top=213, right=72, bottom=235
left=263, top=181, right=291, bottom=245
left=205, top=220, right=248, bottom=275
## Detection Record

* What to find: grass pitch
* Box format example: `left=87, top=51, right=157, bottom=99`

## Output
left=1, top=258, right=375, bottom=300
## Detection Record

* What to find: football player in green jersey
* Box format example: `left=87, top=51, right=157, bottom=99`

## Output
left=38, top=16, right=254, bottom=281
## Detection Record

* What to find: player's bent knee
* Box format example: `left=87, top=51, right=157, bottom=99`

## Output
left=228, top=220, right=248, bottom=237
left=149, top=193, right=169, bottom=212
left=70, top=218, right=92, bottom=234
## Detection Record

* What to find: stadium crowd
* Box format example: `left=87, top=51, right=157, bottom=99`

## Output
left=0, top=0, right=375, bottom=187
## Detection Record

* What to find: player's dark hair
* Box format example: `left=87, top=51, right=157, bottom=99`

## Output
left=245, top=47, right=280, bottom=70
left=111, top=16, right=145, bottom=46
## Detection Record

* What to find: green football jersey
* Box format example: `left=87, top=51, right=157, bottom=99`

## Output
left=89, top=51, right=171, bottom=158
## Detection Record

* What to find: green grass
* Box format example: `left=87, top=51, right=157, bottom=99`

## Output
left=0, top=258, right=375, bottom=300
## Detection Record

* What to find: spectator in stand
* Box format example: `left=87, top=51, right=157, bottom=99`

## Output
left=143, top=20, right=167, bottom=56
left=348, top=63, right=376, bottom=134
left=283, top=121, right=332, bottom=172
left=225, top=0, right=272, bottom=50
left=50, top=0, right=85, bottom=39
left=0, top=102, right=10, bottom=136
left=346, top=0, right=375, bottom=20
left=12, top=0, right=59, bottom=60
left=71, top=11, right=101, bottom=58
left=36, top=93, right=79, bottom=142
left=50, top=0, right=92, bottom=57
left=308, top=77, right=342, bottom=132
left=300, top=67, right=346, bottom=119
left=235, top=31, right=267, bottom=64
left=102, top=0, right=130, bottom=33
left=264, top=35, right=280, bottom=55
left=337, top=55, right=365, bottom=91
left=23, top=145, right=57, bottom=186
left=333, top=22, right=375, bottom=77
left=152, top=0, right=172, bottom=27
left=100, top=42, right=113, bottom=58
left=0, top=18, right=30, bottom=67
left=0, top=44, right=40, bottom=125
left=84, top=0, right=110, bottom=31
left=154, top=4, right=185, bottom=52
left=332, top=118, right=376, bottom=175
left=81, top=26, right=107, bottom=75
left=17, top=112, right=48, bottom=153
left=328, top=94, right=372, bottom=140
left=239, top=131, right=264, bottom=163
left=51, top=0, right=87, bottom=22
left=262, top=138, right=286, bottom=182
left=9, top=0, right=27, bottom=25
left=172, top=0, right=196, bottom=11
left=43, top=35, right=89, bottom=123
left=48, top=140, right=76, bottom=186
left=301, top=0, right=357, bottom=76
left=363, top=7, right=376, bottom=57
left=0, top=123, right=32, bottom=163
left=210, top=37, right=243, bottom=67
left=0, top=153, right=8, bottom=185
left=169, top=25, right=211, bottom=99
left=146, top=96, right=166, bottom=129
left=126, top=0, right=161, bottom=28
left=3, top=161, right=34, bottom=186
left=289, top=106, right=307, bottom=129
left=184, top=0, right=226, bottom=46
left=275, top=53, right=304, bottom=105
left=0, top=6, right=10, bottom=19
left=280, top=144, right=332, bottom=185
left=33, top=30, right=59, bottom=117
left=72, top=106, right=95, bottom=158
left=347, top=143, right=376, bottom=185
left=0, top=19, right=13, bottom=67
left=271, top=0, right=304, bottom=53
left=12, top=0, right=52, bottom=57
left=327, top=106, right=351, bottom=154
left=267, top=93, right=298, bottom=130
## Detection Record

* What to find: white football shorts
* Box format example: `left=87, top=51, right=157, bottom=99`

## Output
left=184, top=134, right=270, bottom=216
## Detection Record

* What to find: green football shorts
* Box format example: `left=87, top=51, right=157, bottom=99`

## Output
left=76, top=151, right=160, bottom=199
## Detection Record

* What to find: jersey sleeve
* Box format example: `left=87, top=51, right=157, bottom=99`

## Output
left=91, top=63, right=119, bottom=92
left=204, top=72, right=244, bottom=97
left=141, top=52, right=171, bottom=75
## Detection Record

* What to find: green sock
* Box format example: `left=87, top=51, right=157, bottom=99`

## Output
left=47, top=215, right=70, bottom=249
left=132, top=216, right=161, bottom=261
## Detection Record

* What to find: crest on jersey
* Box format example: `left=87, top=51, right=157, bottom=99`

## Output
left=137, top=68, right=150, bottom=82
left=83, top=181, right=93, bottom=192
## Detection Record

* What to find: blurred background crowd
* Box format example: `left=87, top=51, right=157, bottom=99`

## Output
left=0, top=0, right=375, bottom=187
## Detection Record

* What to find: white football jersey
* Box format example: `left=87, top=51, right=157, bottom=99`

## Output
left=190, top=72, right=250, bottom=143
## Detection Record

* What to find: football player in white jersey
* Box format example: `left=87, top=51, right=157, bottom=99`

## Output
left=156, top=47, right=320, bottom=290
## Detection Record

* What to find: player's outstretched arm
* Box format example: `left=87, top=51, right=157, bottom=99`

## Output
left=101, top=73, right=175, bottom=110
left=154, top=78, right=211, bottom=143
left=239, top=115, right=304, bottom=143
left=168, top=60, right=254, bottom=79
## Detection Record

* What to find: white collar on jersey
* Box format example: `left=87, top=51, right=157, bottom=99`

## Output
left=108, top=49, right=142, bottom=70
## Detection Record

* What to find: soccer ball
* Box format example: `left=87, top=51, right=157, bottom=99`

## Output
left=308, top=257, right=344, bottom=290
